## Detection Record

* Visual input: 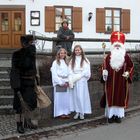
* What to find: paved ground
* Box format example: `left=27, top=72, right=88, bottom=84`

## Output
left=48, top=110, right=140, bottom=140
left=0, top=106, right=140, bottom=140
left=0, top=115, right=16, bottom=137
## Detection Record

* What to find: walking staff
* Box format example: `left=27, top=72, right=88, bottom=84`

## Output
left=102, top=42, right=109, bottom=123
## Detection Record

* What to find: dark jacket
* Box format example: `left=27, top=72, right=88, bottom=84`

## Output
left=57, top=27, right=74, bottom=55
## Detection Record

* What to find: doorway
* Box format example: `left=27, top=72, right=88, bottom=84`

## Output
left=0, top=7, right=25, bottom=48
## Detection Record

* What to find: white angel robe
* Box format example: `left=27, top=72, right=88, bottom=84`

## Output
left=51, top=59, right=71, bottom=117
left=69, top=56, right=92, bottom=115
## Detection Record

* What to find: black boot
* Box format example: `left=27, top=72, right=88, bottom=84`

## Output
left=108, top=115, right=115, bottom=123
left=17, top=122, right=25, bottom=134
left=24, top=118, right=37, bottom=129
left=114, top=116, right=122, bottom=123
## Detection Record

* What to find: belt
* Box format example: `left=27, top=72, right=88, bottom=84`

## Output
left=21, top=76, right=35, bottom=79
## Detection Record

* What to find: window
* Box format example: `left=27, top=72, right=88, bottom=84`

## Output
left=1, top=13, right=9, bottom=31
left=55, top=6, right=72, bottom=31
left=45, top=6, right=82, bottom=32
left=30, top=11, right=40, bottom=26
left=105, top=8, right=121, bottom=33
left=14, top=13, right=22, bottom=31
left=96, top=8, right=130, bottom=33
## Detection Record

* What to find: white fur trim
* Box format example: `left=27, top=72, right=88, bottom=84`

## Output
left=105, top=107, right=125, bottom=118
left=68, top=74, right=82, bottom=88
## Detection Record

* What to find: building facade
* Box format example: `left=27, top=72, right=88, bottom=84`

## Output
left=0, top=0, right=139, bottom=51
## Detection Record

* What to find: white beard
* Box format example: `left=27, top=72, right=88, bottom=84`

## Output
left=110, top=42, right=126, bottom=71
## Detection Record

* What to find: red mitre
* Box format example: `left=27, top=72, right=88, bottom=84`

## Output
left=110, top=31, right=125, bottom=44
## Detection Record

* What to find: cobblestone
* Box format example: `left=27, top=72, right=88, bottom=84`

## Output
left=0, top=115, right=16, bottom=137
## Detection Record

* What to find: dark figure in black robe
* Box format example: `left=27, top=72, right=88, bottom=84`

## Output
left=10, top=35, right=38, bottom=133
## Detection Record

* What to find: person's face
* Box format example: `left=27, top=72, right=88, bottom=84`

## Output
left=114, top=44, right=121, bottom=50
left=62, top=22, right=68, bottom=28
left=75, top=47, right=82, bottom=56
left=59, top=50, right=66, bottom=59
left=29, top=40, right=36, bottom=45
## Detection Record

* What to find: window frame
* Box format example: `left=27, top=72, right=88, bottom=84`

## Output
left=30, top=11, right=40, bottom=26
left=105, top=8, right=121, bottom=34
left=54, top=5, right=73, bottom=32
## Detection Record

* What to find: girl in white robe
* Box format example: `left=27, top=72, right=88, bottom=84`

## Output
left=51, top=48, right=71, bottom=118
left=69, top=45, right=92, bottom=120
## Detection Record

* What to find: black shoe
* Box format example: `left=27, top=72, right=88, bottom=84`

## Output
left=17, top=122, right=25, bottom=134
left=108, top=115, right=115, bottom=123
left=115, top=116, right=122, bottom=123
left=24, top=119, right=38, bottom=129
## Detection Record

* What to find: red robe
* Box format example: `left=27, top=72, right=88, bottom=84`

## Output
left=101, top=53, right=134, bottom=108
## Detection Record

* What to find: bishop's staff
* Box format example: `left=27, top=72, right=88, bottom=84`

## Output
left=102, top=42, right=109, bottom=123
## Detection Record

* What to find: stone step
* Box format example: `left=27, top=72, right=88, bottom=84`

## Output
left=0, top=95, right=13, bottom=106
left=0, top=48, right=14, bottom=60
left=0, top=71, right=10, bottom=79
left=0, top=79, right=10, bottom=86
left=1, top=50, right=21, bottom=115
left=0, top=56, right=13, bottom=115
left=0, top=105, right=14, bottom=115
left=0, top=67, right=11, bottom=72
left=0, top=59, right=11, bottom=67
left=0, top=86, right=13, bottom=96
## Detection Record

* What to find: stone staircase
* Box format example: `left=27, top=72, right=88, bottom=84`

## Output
left=0, top=50, right=14, bottom=114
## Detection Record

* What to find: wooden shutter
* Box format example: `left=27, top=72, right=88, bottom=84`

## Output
left=121, top=9, right=130, bottom=33
left=96, top=8, right=105, bottom=33
left=45, top=6, right=55, bottom=32
left=73, top=7, right=82, bottom=32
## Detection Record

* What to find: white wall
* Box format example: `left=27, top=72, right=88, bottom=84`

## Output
left=0, top=0, right=140, bottom=51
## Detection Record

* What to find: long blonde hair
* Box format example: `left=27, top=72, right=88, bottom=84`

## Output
left=56, top=48, right=68, bottom=65
left=71, top=45, right=88, bottom=69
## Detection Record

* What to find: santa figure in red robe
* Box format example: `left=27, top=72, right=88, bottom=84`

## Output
left=101, top=31, right=134, bottom=123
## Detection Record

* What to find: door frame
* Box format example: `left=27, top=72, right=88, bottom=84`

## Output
left=0, top=5, right=25, bottom=48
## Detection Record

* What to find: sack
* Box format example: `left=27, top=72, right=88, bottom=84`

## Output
left=35, top=86, right=51, bottom=108
left=56, top=85, right=67, bottom=92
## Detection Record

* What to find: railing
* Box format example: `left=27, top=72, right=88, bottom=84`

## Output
left=29, top=30, right=140, bottom=55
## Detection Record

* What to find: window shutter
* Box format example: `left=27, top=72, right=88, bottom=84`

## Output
left=121, top=9, right=130, bottom=33
left=73, top=7, right=82, bottom=32
left=96, top=8, right=105, bottom=33
left=45, top=6, right=55, bottom=32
